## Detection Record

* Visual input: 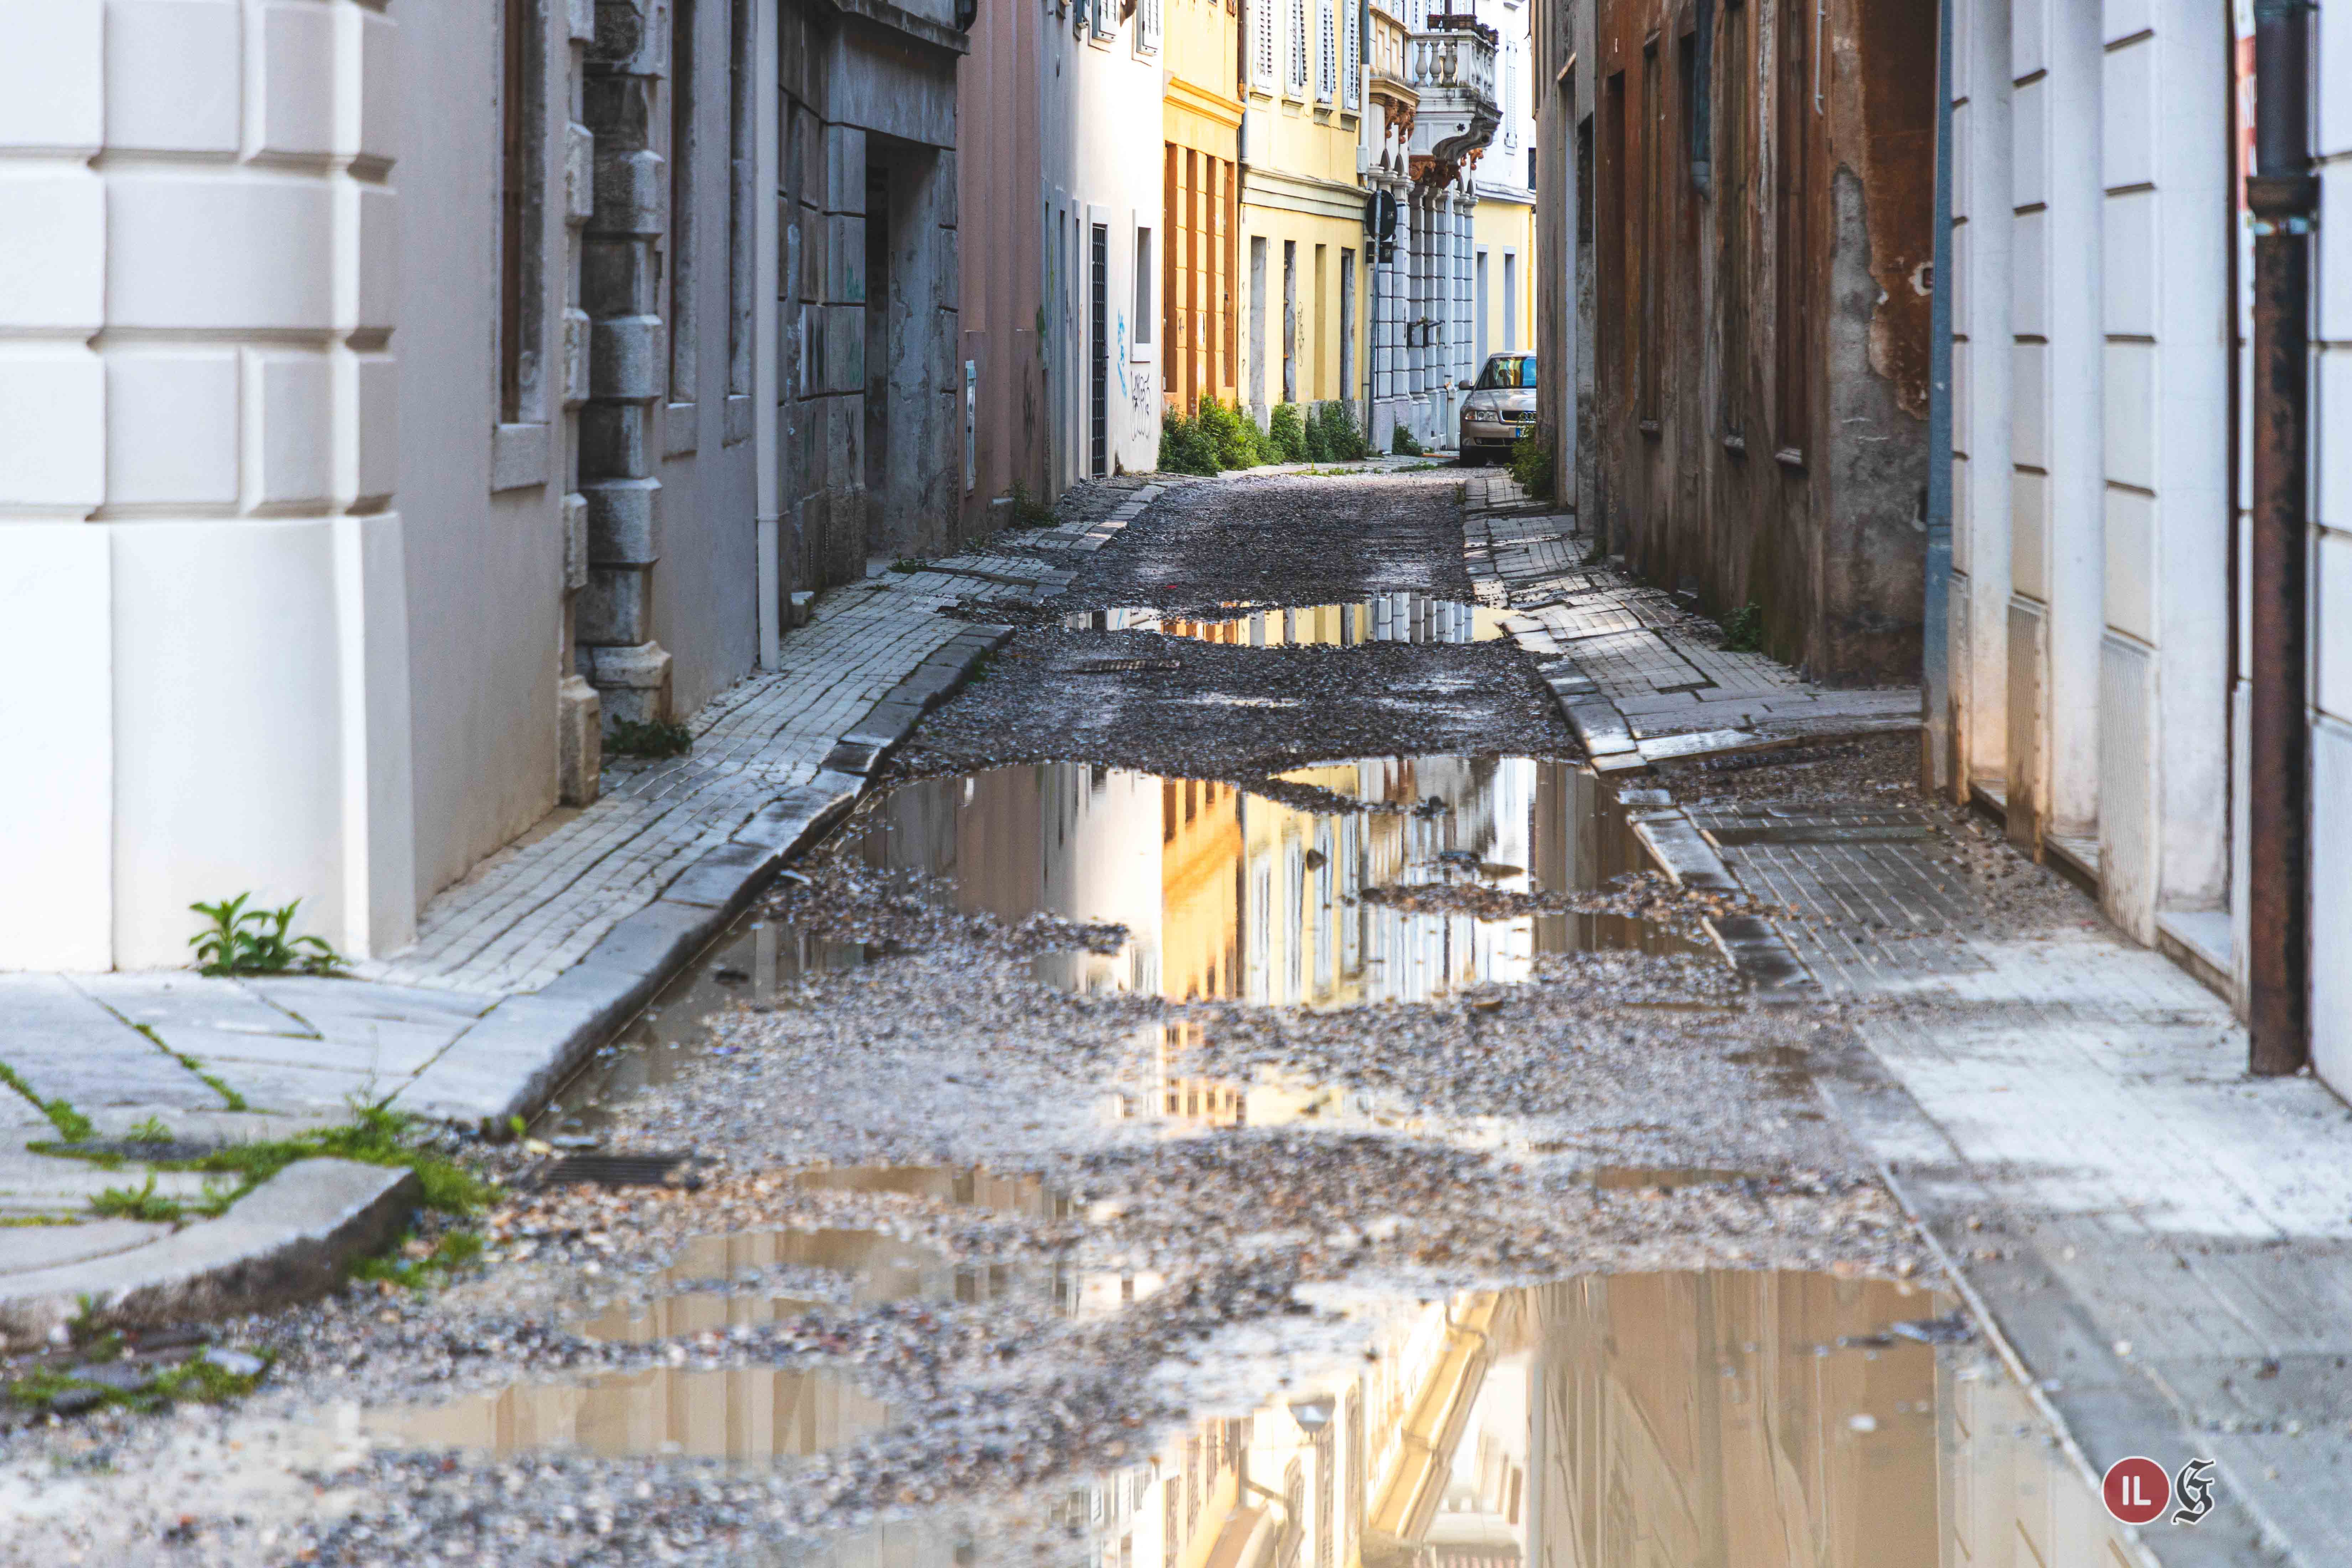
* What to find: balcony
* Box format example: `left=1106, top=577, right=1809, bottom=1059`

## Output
left=1404, top=22, right=1499, bottom=170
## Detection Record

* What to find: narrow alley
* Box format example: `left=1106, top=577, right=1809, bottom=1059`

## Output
left=14, top=464, right=2337, bottom=1567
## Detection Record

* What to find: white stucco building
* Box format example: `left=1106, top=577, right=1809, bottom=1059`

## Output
left=1940, top=0, right=2348, bottom=1082
left=0, top=0, right=964, bottom=973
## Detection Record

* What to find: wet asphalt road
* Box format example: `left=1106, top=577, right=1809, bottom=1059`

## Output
left=0, top=468, right=1966, bottom=1568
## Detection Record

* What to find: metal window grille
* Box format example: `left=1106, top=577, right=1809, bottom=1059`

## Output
left=1316, top=0, right=1336, bottom=101
left=1289, top=0, right=1309, bottom=92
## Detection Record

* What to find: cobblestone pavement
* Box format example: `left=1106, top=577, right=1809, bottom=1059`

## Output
left=1463, top=479, right=2352, bottom=1567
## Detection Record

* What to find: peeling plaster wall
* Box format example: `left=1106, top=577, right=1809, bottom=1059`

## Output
left=1576, top=0, right=1931, bottom=687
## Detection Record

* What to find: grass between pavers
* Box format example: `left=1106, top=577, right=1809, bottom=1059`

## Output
left=128, top=1023, right=251, bottom=1112
left=35, top=1106, right=498, bottom=1283
left=6, top=1340, right=270, bottom=1418
left=0, top=1063, right=96, bottom=1143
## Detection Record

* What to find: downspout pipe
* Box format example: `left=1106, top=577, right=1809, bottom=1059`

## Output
left=752, top=0, right=784, bottom=670
left=2247, top=0, right=2316, bottom=1076
left=1919, top=0, right=1955, bottom=794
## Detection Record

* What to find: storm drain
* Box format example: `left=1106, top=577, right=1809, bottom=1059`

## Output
left=1066, top=657, right=1182, bottom=674
left=526, top=1151, right=705, bottom=1191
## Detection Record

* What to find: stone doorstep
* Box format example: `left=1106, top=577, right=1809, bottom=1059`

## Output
left=0, top=1159, right=419, bottom=1350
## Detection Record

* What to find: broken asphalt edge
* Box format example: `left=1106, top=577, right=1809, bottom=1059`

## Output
left=388, top=620, right=1017, bottom=1131
left=0, top=1159, right=419, bottom=1350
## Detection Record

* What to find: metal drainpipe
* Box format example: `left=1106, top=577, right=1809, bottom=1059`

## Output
left=1919, top=0, right=1955, bottom=794
left=2246, top=0, right=2316, bottom=1076
left=752, top=0, right=784, bottom=670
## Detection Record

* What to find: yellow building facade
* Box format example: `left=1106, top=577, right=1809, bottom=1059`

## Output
left=1237, top=0, right=1368, bottom=422
left=1161, top=0, right=1243, bottom=413
left=1470, top=194, right=1535, bottom=364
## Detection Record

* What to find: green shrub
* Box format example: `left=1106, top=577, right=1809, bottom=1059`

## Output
left=1311, top=402, right=1371, bottom=461
left=1507, top=433, right=1555, bottom=499
left=1159, top=408, right=1220, bottom=475
left=1722, top=603, right=1766, bottom=653
left=1196, top=396, right=1265, bottom=470
left=1266, top=403, right=1307, bottom=463
left=1391, top=423, right=1425, bottom=457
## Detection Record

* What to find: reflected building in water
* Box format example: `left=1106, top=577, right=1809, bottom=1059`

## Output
left=851, top=755, right=1679, bottom=1012
left=1081, top=1271, right=2137, bottom=1568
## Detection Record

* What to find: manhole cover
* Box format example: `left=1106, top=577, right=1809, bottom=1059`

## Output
left=1067, top=657, right=1182, bottom=673
left=526, top=1151, right=705, bottom=1191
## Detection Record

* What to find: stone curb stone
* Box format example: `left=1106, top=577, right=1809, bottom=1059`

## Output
left=0, top=1159, right=419, bottom=1348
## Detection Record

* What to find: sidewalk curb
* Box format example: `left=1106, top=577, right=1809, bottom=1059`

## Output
left=391, top=621, right=1017, bottom=1129
left=0, top=1159, right=418, bottom=1349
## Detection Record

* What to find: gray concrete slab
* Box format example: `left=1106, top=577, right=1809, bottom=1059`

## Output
left=0, top=1219, right=176, bottom=1275
left=0, top=975, right=227, bottom=1111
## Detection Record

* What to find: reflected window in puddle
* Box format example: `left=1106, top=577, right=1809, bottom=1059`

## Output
left=844, top=757, right=1698, bottom=1009
left=1066, top=597, right=1510, bottom=648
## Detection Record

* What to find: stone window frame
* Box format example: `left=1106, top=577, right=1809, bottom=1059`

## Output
left=494, top=0, right=552, bottom=491
left=665, top=0, right=701, bottom=442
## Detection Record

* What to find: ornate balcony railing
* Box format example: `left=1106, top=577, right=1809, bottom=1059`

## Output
left=1405, top=28, right=1494, bottom=100
left=1403, top=25, right=1498, bottom=169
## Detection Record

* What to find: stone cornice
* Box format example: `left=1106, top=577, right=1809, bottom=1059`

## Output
left=827, top=0, right=970, bottom=56
left=1166, top=75, right=1245, bottom=129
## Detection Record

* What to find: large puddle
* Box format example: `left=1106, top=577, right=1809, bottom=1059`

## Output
left=846, top=757, right=1693, bottom=1008
left=373, top=1267, right=2133, bottom=1567
left=1065, top=597, right=1510, bottom=647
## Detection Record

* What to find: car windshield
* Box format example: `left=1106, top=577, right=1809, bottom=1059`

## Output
left=1476, top=355, right=1535, bottom=389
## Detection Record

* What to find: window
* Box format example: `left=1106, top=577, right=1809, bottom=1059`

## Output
left=1721, top=0, right=1749, bottom=441
left=1289, top=0, right=1310, bottom=95
left=668, top=0, right=698, bottom=406
left=1137, top=0, right=1161, bottom=52
left=1503, top=251, right=1516, bottom=350
left=1093, top=0, right=1116, bottom=42
left=498, top=0, right=544, bottom=422
left=1253, top=0, right=1276, bottom=86
left=1316, top=0, right=1336, bottom=102
left=1475, top=354, right=1534, bottom=388
left=727, top=0, right=751, bottom=404
left=1135, top=227, right=1153, bottom=344
left=1637, top=41, right=1659, bottom=427
left=1774, top=0, right=1810, bottom=455
left=1342, top=0, right=1359, bottom=108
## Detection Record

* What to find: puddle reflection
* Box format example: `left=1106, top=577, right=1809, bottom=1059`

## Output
left=1075, top=1270, right=2134, bottom=1568
left=850, top=758, right=1691, bottom=1009
left=1064, top=597, right=1510, bottom=648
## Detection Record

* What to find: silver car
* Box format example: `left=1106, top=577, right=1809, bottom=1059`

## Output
left=1458, top=352, right=1536, bottom=464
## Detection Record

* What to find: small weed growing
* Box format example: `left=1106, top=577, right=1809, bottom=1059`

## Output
left=1005, top=482, right=1055, bottom=529
left=1722, top=603, right=1766, bottom=653
left=889, top=556, right=925, bottom=573
left=89, top=1175, right=186, bottom=1223
left=189, top=893, right=346, bottom=977
left=0, top=1063, right=95, bottom=1142
left=1391, top=424, right=1426, bottom=457
left=351, top=1228, right=488, bottom=1291
left=605, top=718, right=693, bottom=759
left=126, top=1115, right=172, bottom=1144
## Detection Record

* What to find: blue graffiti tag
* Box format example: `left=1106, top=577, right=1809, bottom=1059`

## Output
left=1116, top=314, right=1129, bottom=399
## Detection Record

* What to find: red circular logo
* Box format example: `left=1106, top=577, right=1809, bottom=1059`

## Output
left=2103, top=1456, right=2171, bottom=1525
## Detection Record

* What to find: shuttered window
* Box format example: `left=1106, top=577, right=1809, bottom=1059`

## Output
left=1341, top=0, right=1359, bottom=109
left=1316, top=0, right=1336, bottom=102
left=1252, top=0, right=1275, bottom=86
left=1289, top=0, right=1309, bottom=93
left=1137, top=0, right=1161, bottom=52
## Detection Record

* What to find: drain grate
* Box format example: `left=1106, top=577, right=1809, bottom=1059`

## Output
left=1705, top=824, right=1935, bottom=847
left=1067, top=657, right=1182, bottom=674
left=526, top=1151, right=705, bottom=1191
